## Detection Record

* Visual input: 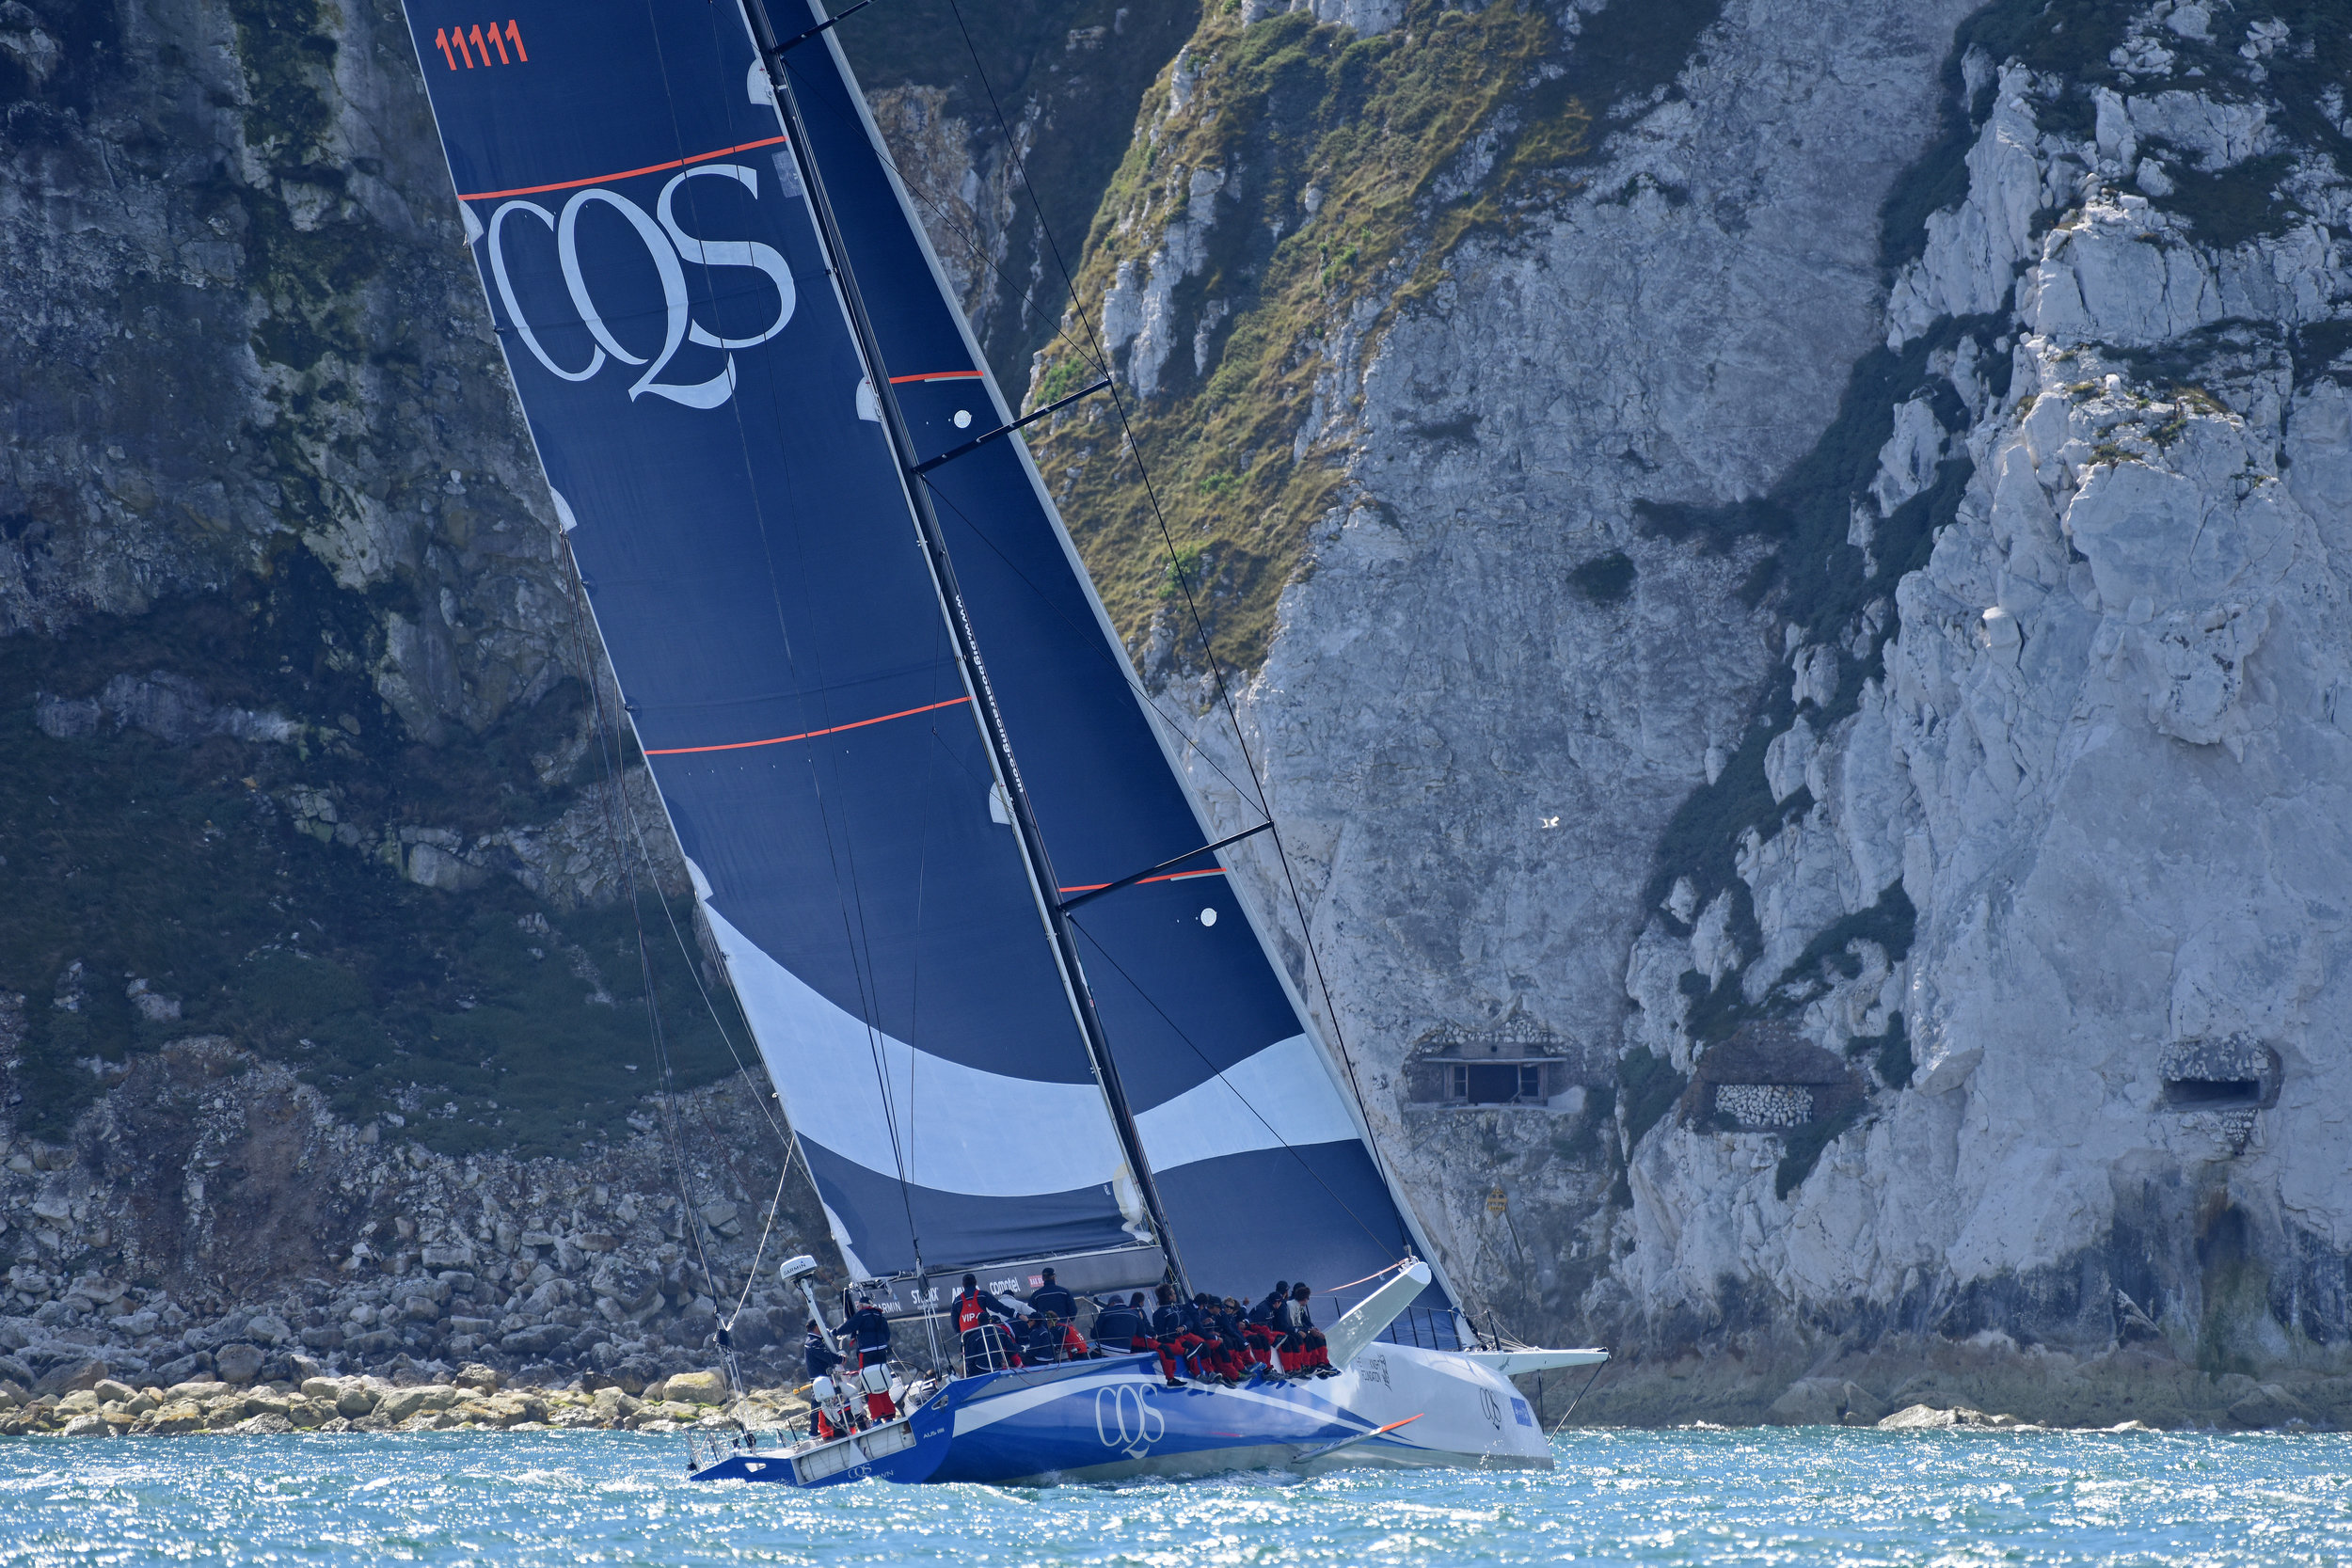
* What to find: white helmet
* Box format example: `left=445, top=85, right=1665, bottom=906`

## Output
left=812, top=1375, right=835, bottom=1402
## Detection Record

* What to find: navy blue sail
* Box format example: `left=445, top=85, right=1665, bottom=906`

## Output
left=398, top=0, right=1150, bottom=1282
left=774, top=8, right=1460, bottom=1336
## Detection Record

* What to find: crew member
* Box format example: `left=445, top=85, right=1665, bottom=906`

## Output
left=841, top=1294, right=898, bottom=1418
left=1025, top=1308, right=1090, bottom=1364
left=803, top=1318, right=843, bottom=1384
left=1149, top=1284, right=1204, bottom=1385
left=1240, top=1303, right=1281, bottom=1373
left=1210, top=1297, right=1252, bottom=1382
left=810, top=1374, right=853, bottom=1441
left=1248, top=1282, right=1289, bottom=1326
left=1090, top=1291, right=1148, bottom=1351
left=1183, top=1292, right=1227, bottom=1382
left=1028, top=1266, right=1077, bottom=1322
left=952, top=1272, right=1025, bottom=1373
left=1277, top=1282, right=1330, bottom=1373
left=1018, top=1309, right=1060, bottom=1364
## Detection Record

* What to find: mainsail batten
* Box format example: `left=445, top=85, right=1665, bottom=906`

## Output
left=775, top=7, right=1462, bottom=1334
left=400, top=0, right=1142, bottom=1279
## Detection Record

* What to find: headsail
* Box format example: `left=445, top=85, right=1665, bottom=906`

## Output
left=399, top=0, right=1152, bottom=1283
left=771, top=6, right=1462, bottom=1338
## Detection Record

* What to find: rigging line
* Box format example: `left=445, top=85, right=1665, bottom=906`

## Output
left=940, top=0, right=1422, bottom=1259
left=1060, top=911, right=1391, bottom=1258
left=559, top=512, right=799, bottom=1324
left=569, top=575, right=788, bottom=1153
left=730, top=1143, right=800, bottom=1329
left=565, top=589, right=795, bottom=1239
left=1551, top=1358, right=1608, bottom=1437
left=612, top=797, right=787, bottom=1146
left=606, top=766, right=806, bottom=1242
left=564, top=545, right=722, bottom=1332
left=891, top=615, right=962, bottom=1284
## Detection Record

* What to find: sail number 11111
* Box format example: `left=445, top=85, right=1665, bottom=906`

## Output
left=435, top=21, right=527, bottom=70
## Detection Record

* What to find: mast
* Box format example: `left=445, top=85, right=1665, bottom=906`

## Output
left=746, top=0, right=1191, bottom=1297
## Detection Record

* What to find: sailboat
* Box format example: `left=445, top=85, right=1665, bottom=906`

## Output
left=399, top=0, right=1603, bottom=1485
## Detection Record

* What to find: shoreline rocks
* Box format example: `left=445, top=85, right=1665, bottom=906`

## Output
left=0, top=1361, right=811, bottom=1437
left=0, top=1052, right=838, bottom=1418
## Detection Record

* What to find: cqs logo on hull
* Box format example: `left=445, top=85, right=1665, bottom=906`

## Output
left=1094, top=1383, right=1166, bottom=1457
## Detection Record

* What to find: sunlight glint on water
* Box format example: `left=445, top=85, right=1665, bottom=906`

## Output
left=0, top=1428, right=2344, bottom=1566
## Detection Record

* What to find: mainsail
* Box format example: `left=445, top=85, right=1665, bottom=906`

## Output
left=400, top=0, right=1145, bottom=1282
left=403, top=0, right=1460, bottom=1338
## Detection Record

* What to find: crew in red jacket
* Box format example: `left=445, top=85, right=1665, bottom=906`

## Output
left=951, top=1273, right=1025, bottom=1373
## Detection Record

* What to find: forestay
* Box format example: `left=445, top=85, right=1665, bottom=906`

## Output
left=773, top=5, right=1459, bottom=1336
left=398, top=0, right=1147, bottom=1280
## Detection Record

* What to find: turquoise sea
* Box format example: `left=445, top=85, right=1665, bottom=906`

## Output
left=0, top=1429, right=2344, bottom=1565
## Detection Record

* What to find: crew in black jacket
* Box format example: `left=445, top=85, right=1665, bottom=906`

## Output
left=1089, top=1291, right=1148, bottom=1350
left=1247, top=1283, right=1289, bottom=1326
left=1027, top=1267, right=1076, bottom=1322
left=803, top=1319, right=843, bottom=1383
left=1148, top=1284, right=1203, bottom=1385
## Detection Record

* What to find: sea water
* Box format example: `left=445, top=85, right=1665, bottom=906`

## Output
left=0, top=1428, right=2344, bottom=1565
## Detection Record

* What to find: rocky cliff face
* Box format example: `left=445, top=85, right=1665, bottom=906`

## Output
left=1036, top=0, right=2352, bottom=1426
left=7, top=0, right=2348, bottom=1428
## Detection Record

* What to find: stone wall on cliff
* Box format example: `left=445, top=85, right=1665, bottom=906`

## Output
left=1031, top=0, right=2352, bottom=1425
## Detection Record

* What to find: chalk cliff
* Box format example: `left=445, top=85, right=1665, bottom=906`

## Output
left=1032, top=0, right=2352, bottom=1426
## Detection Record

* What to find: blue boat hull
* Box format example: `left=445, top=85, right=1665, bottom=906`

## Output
left=692, top=1344, right=1554, bottom=1488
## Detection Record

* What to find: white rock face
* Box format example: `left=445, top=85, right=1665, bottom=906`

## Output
left=1100, top=165, right=1228, bottom=398
left=1121, top=0, right=2352, bottom=1400
left=1604, top=37, right=2352, bottom=1379
left=1157, top=0, right=1983, bottom=1328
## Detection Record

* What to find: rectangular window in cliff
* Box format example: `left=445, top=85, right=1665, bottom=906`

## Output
left=2163, top=1076, right=2263, bottom=1108
left=1402, top=1017, right=1600, bottom=1109
left=1449, top=1064, right=1544, bottom=1104
left=2158, top=1039, right=2280, bottom=1112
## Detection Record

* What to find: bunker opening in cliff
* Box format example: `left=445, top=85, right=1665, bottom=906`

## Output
left=1454, top=1064, right=1542, bottom=1104
left=2165, top=1077, right=2263, bottom=1109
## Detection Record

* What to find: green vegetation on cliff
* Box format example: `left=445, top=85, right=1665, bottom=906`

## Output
left=840, top=0, right=1202, bottom=387
left=1026, top=2, right=1741, bottom=670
